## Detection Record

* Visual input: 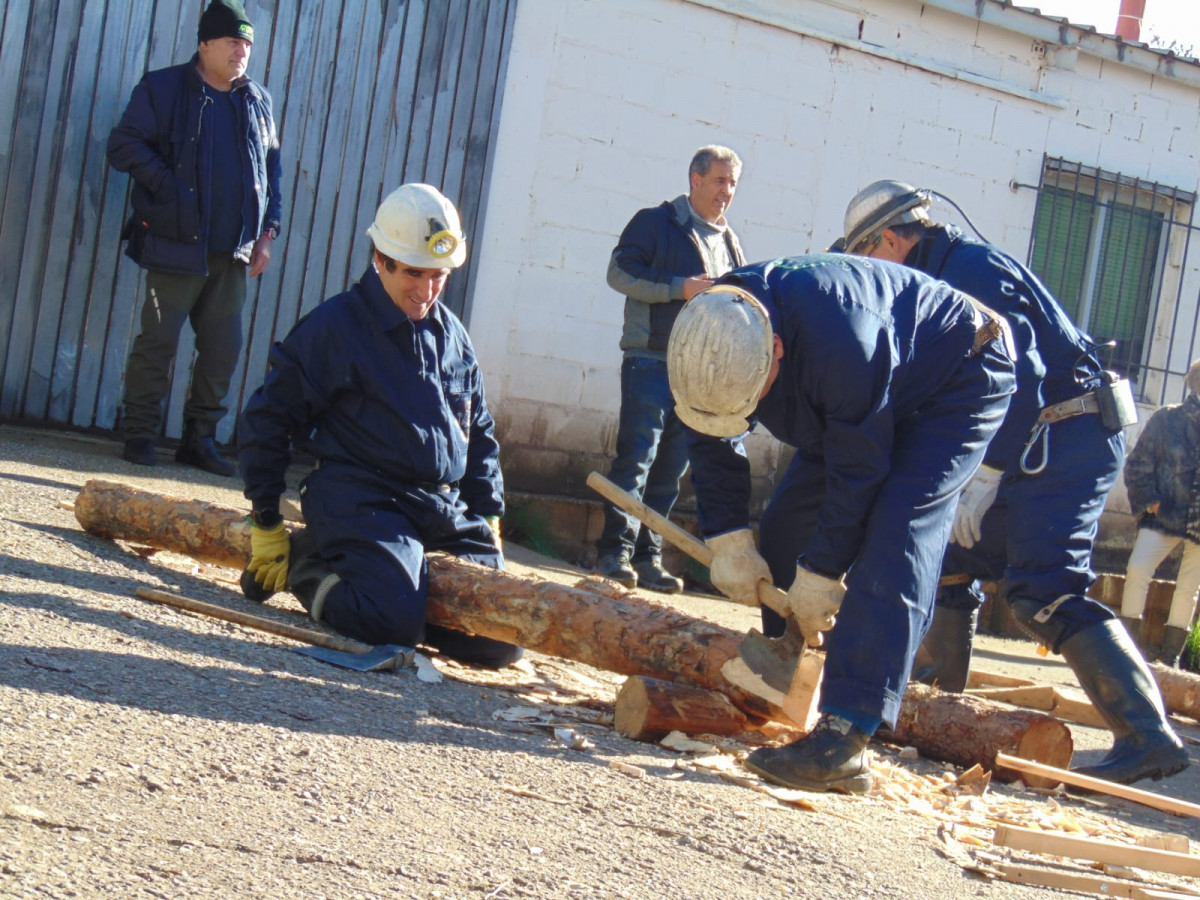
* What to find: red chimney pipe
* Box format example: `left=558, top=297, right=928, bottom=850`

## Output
left=1116, top=0, right=1145, bottom=41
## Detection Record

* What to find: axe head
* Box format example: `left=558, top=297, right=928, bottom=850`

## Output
left=738, top=616, right=806, bottom=693
left=295, top=643, right=415, bottom=672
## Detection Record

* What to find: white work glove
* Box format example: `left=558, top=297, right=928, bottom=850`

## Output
left=706, top=528, right=771, bottom=607
left=951, top=465, right=1003, bottom=549
left=787, top=565, right=847, bottom=647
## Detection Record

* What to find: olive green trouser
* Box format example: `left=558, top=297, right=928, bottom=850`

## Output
left=121, top=253, right=246, bottom=439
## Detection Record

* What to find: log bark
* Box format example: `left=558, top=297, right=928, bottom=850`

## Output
left=1150, top=663, right=1200, bottom=722
left=74, top=480, right=1075, bottom=779
left=890, top=683, right=1073, bottom=785
left=614, top=676, right=750, bottom=741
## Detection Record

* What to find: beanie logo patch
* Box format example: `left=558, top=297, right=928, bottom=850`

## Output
left=238, top=24, right=254, bottom=40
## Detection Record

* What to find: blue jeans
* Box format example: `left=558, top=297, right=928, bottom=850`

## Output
left=597, top=356, right=689, bottom=564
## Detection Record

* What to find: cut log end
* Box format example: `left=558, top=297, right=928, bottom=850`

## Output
left=614, top=676, right=750, bottom=741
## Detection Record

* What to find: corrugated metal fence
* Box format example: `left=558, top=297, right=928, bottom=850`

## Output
left=0, top=0, right=515, bottom=443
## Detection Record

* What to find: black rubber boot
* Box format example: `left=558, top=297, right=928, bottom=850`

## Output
left=912, top=606, right=977, bottom=693
left=1061, top=619, right=1189, bottom=784
left=175, top=421, right=235, bottom=477
left=286, top=530, right=341, bottom=622
left=1156, top=625, right=1189, bottom=667
left=633, top=558, right=683, bottom=594
left=742, top=714, right=874, bottom=794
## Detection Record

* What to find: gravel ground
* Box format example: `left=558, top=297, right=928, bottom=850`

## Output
left=2, top=425, right=1199, bottom=900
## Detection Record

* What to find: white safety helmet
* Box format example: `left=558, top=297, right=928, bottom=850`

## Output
left=366, top=183, right=467, bottom=269
left=667, top=285, right=774, bottom=438
left=842, top=179, right=931, bottom=255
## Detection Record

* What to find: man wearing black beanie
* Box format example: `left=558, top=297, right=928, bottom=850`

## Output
left=106, top=0, right=282, bottom=476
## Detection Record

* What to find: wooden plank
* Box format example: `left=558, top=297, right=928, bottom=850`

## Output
left=422, top=0, right=468, bottom=189
left=993, top=824, right=1200, bottom=878
left=0, top=0, right=57, bottom=416
left=994, top=753, right=1200, bottom=819
left=967, top=685, right=1058, bottom=709
left=967, top=669, right=1036, bottom=689
left=997, top=862, right=1200, bottom=898
left=439, top=0, right=490, bottom=206
left=456, top=0, right=515, bottom=324
left=45, top=0, right=115, bottom=424
left=402, top=0, right=450, bottom=184
left=1051, top=691, right=1109, bottom=729
left=73, top=0, right=157, bottom=431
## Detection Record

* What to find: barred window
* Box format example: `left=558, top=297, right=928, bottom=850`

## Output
left=1027, top=157, right=1198, bottom=407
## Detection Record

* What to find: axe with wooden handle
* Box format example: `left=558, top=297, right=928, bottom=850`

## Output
left=586, top=472, right=821, bottom=726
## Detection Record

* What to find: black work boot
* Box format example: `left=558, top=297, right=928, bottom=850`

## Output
left=1061, top=619, right=1189, bottom=784
left=286, top=530, right=341, bottom=623
left=595, top=552, right=637, bottom=589
left=633, top=558, right=684, bottom=594
left=1156, top=625, right=1189, bottom=667
left=912, top=606, right=978, bottom=693
left=122, top=437, right=158, bottom=466
left=742, top=714, right=874, bottom=794
left=175, top=421, right=235, bottom=477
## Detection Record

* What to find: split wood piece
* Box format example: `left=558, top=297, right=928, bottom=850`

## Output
left=995, top=753, right=1200, bottom=819
left=585, top=470, right=822, bottom=727
left=993, top=824, right=1200, bottom=879
left=890, top=684, right=1073, bottom=788
left=967, top=684, right=1108, bottom=729
left=614, top=675, right=749, bottom=741
left=997, top=862, right=1200, bottom=899
left=1151, top=663, right=1200, bottom=723
left=74, top=479, right=1074, bottom=777
left=968, top=669, right=1036, bottom=689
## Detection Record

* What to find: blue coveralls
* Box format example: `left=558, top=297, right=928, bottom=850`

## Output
left=238, top=266, right=521, bottom=666
left=686, top=255, right=1014, bottom=729
left=913, top=226, right=1124, bottom=648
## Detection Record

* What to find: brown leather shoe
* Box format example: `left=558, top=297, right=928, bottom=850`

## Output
left=743, top=714, right=874, bottom=794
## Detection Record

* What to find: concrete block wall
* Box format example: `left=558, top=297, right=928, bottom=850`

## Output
left=468, top=0, right=1200, bottom=535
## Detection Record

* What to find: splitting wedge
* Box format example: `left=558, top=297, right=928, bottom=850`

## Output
left=586, top=472, right=821, bottom=725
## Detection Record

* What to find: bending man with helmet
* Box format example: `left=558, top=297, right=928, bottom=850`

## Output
left=236, top=184, right=521, bottom=667
left=670, top=255, right=1014, bottom=793
left=840, top=180, right=1187, bottom=784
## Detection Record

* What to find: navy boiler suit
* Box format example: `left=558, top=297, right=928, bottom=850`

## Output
left=915, top=225, right=1125, bottom=648
left=685, top=256, right=1014, bottom=729
left=238, top=265, right=520, bottom=666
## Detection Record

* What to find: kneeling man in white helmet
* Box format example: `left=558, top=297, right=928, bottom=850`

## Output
left=668, top=256, right=1014, bottom=792
left=236, top=184, right=521, bottom=668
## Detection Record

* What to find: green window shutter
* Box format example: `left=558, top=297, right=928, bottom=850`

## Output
left=1030, top=187, right=1092, bottom=322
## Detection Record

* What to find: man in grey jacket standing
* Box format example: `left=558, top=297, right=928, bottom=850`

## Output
left=594, top=146, right=745, bottom=593
left=107, top=0, right=282, bottom=476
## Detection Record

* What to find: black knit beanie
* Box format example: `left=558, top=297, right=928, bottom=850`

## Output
left=198, top=0, right=254, bottom=44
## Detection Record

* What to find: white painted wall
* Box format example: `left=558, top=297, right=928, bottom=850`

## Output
left=468, top=0, right=1200, bottom=513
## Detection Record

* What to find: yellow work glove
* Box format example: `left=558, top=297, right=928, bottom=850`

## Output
left=486, top=516, right=503, bottom=553
left=247, top=521, right=290, bottom=593
left=706, top=528, right=771, bottom=607
left=786, top=564, right=847, bottom=647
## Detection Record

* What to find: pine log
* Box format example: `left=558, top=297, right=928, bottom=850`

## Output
left=890, top=683, right=1073, bottom=786
left=1151, top=663, right=1200, bottom=722
left=614, top=675, right=749, bottom=741
left=74, top=480, right=1075, bottom=778
left=73, top=480, right=776, bottom=719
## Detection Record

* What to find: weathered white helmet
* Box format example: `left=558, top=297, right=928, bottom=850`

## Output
left=366, top=183, right=467, bottom=269
left=667, top=285, right=774, bottom=438
left=842, top=179, right=931, bottom=254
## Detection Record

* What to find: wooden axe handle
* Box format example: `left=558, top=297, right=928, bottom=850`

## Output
left=135, top=587, right=374, bottom=654
left=586, top=472, right=787, bottom=615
